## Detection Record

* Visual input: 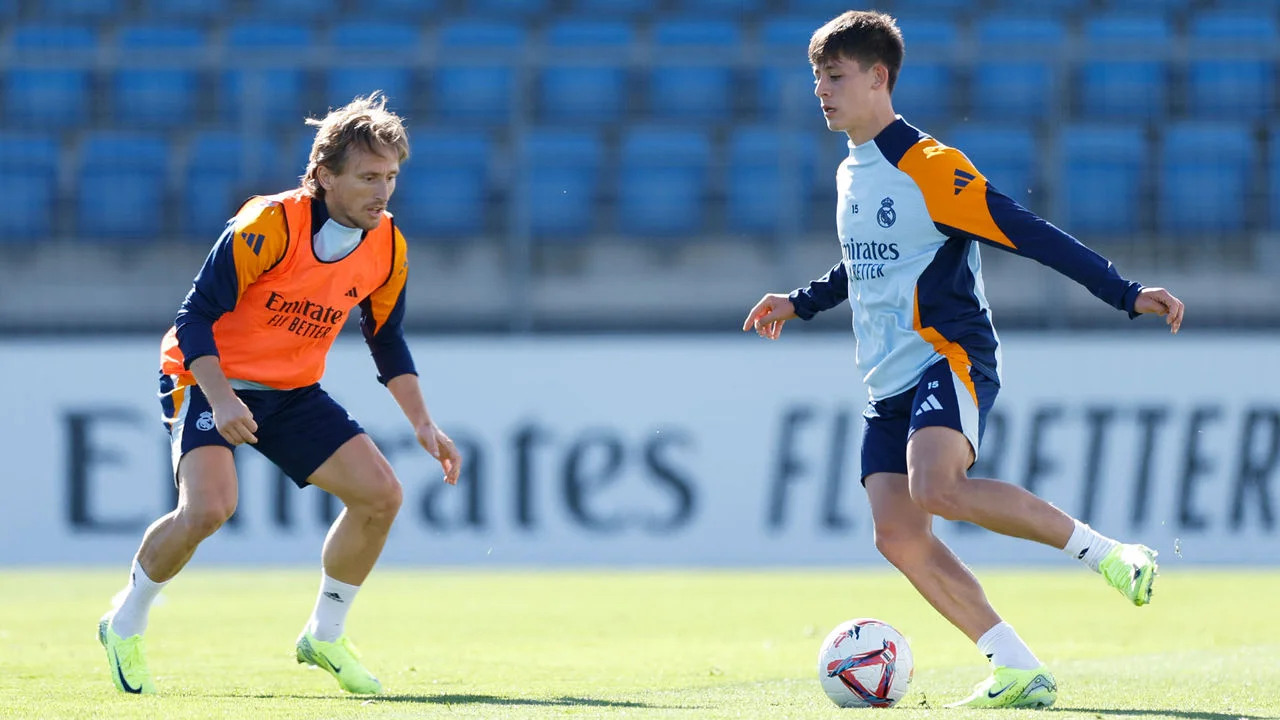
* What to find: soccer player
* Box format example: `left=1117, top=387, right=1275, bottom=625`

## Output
left=97, top=94, right=461, bottom=695
left=742, top=12, right=1184, bottom=709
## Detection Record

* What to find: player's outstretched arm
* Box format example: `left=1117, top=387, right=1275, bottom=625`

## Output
left=1132, top=286, right=1185, bottom=334
left=743, top=294, right=798, bottom=340
left=385, top=373, right=461, bottom=485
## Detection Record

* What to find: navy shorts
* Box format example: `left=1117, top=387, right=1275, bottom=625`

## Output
left=158, top=373, right=364, bottom=488
left=860, top=357, right=999, bottom=483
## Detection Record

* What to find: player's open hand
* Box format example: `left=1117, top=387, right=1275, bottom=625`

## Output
left=210, top=395, right=258, bottom=445
left=743, top=293, right=798, bottom=340
left=1134, top=287, right=1185, bottom=334
left=417, top=421, right=462, bottom=485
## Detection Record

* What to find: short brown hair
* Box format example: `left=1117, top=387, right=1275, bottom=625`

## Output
left=302, top=92, right=410, bottom=198
left=808, top=10, right=905, bottom=93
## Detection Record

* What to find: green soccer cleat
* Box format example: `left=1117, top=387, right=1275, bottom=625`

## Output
left=945, top=665, right=1057, bottom=709
left=1100, top=543, right=1159, bottom=606
left=98, top=613, right=156, bottom=695
left=295, top=630, right=383, bottom=695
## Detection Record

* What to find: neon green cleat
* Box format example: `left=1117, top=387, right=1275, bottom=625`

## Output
left=1100, top=543, right=1159, bottom=606
left=295, top=630, right=383, bottom=694
left=98, top=613, right=156, bottom=695
left=945, top=665, right=1057, bottom=708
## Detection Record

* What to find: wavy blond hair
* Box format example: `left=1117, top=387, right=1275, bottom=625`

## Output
left=302, top=92, right=409, bottom=198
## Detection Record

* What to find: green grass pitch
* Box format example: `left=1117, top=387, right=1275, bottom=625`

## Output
left=1, top=567, right=1277, bottom=719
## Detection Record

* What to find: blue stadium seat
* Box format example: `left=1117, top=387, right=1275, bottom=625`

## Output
left=618, top=128, right=711, bottom=238
left=944, top=126, right=1037, bottom=205
left=0, top=0, right=17, bottom=18
left=33, top=0, right=120, bottom=21
left=468, top=0, right=551, bottom=17
left=1271, top=127, right=1280, bottom=231
left=1212, top=0, right=1280, bottom=9
left=1159, top=123, right=1254, bottom=236
left=983, top=0, right=1089, bottom=15
left=138, top=0, right=230, bottom=20
left=648, top=20, right=742, bottom=121
left=520, top=130, right=604, bottom=241
left=567, top=0, right=654, bottom=17
left=359, top=0, right=442, bottom=17
left=757, top=17, right=822, bottom=119
left=113, top=26, right=207, bottom=129
left=725, top=127, right=818, bottom=235
left=889, top=18, right=960, bottom=125
left=77, top=133, right=170, bottom=240
left=1098, top=0, right=1192, bottom=14
left=1058, top=126, right=1148, bottom=236
left=972, top=18, right=1066, bottom=121
left=1186, top=13, right=1276, bottom=120
left=432, top=22, right=527, bottom=125
left=5, top=26, right=96, bottom=129
left=675, top=0, right=767, bottom=15
left=539, top=20, right=635, bottom=125
left=0, top=134, right=59, bottom=238
left=239, top=0, right=339, bottom=21
left=222, top=24, right=315, bottom=129
left=185, top=132, right=274, bottom=238
left=326, top=24, right=419, bottom=114
left=393, top=130, right=492, bottom=240
left=1079, top=16, right=1172, bottom=121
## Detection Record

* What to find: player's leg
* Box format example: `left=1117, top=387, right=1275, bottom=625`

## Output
left=255, top=385, right=398, bottom=694
left=906, top=360, right=1156, bottom=606
left=100, top=378, right=240, bottom=694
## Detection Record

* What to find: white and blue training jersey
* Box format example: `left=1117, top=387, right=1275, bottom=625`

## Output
left=790, top=117, right=1142, bottom=402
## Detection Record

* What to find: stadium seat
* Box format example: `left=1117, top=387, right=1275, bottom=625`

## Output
left=239, top=0, right=339, bottom=21
left=5, top=26, right=96, bottom=129
left=618, top=128, right=711, bottom=238
left=33, top=0, right=119, bottom=21
left=519, top=130, right=604, bottom=241
left=467, top=0, right=551, bottom=17
left=538, top=20, right=635, bottom=125
left=1097, top=0, right=1192, bottom=14
left=757, top=17, right=822, bottom=119
left=77, top=133, right=170, bottom=240
left=222, top=24, right=315, bottom=129
left=971, top=18, right=1066, bottom=122
left=393, top=129, right=492, bottom=240
left=113, top=26, right=207, bottom=129
left=358, top=0, right=442, bottom=17
left=1186, top=13, right=1276, bottom=120
left=1271, top=127, right=1280, bottom=231
left=674, top=0, right=768, bottom=15
left=1078, top=16, right=1172, bottom=121
left=567, top=0, right=655, bottom=17
left=184, top=132, right=275, bottom=238
left=1057, top=125, right=1148, bottom=237
left=0, top=0, right=16, bottom=18
left=138, top=0, right=230, bottom=20
left=983, top=0, right=1089, bottom=15
left=325, top=24, right=419, bottom=114
left=647, top=20, right=742, bottom=121
left=943, top=126, right=1038, bottom=205
left=887, top=18, right=960, bottom=125
left=0, top=134, right=59, bottom=239
left=1212, top=0, right=1280, bottom=9
left=725, top=127, right=818, bottom=235
left=432, top=22, right=527, bottom=125
left=1158, top=123, right=1254, bottom=236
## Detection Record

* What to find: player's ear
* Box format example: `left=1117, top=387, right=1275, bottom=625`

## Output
left=316, top=164, right=333, bottom=191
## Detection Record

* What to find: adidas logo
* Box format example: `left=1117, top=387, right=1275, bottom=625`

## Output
left=345, top=287, right=359, bottom=299
left=953, top=168, right=976, bottom=195
left=323, top=591, right=345, bottom=603
left=914, top=394, right=944, bottom=416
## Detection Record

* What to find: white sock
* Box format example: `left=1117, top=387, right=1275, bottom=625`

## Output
left=976, top=621, right=1041, bottom=671
left=110, top=558, right=168, bottom=638
left=1062, top=519, right=1119, bottom=573
left=306, top=573, right=361, bottom=643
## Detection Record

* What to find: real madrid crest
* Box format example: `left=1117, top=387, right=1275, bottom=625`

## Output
left=877, top=197, right=896, bottom=228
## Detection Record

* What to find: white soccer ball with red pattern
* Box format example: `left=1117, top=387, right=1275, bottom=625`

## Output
left=818, top=618, right=914, bottom=708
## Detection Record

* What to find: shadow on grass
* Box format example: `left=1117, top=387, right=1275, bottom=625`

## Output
left=241, top=693, right=683, bottom=709
left=1052, top=708, right=1278, bottom=720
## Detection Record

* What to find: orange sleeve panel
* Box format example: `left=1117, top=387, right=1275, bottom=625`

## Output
left=894, top=139, right=1017, bottom=250
left=227, top=197, right=290, bottom=298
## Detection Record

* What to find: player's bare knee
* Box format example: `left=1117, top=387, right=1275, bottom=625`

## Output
left=355, top=469, right=403, bottom=523
left=179, top=497, right=236, bottom=539
left=908, top=472, right=968, bottom=521
left=873, top=525, right=931, bottom=569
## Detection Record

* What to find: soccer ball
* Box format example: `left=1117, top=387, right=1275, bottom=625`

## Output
left=818, top=618, right=913, bottom=708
